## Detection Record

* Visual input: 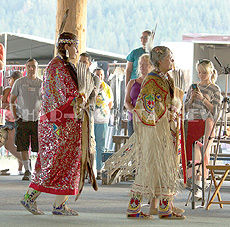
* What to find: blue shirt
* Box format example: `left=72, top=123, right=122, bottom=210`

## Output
left=126, top=47, right=146, bottom=79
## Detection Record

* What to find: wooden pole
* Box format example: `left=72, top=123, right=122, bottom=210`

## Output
left=55, top=0, right=87, bottom=63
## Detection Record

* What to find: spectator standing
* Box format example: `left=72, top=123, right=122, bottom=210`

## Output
left=0, top=43, right=4, bottom=70
left=10, top=59, right=42, bottom=181
left=79, top=52, right=100, bottom=177
left=94, top=68, right=113, bottom=179
left=0, top=43, right=6, bottom=174
left=0, top=43, right=5, bottom=126
left=125, top=30, right=151, bottom=86
left=125, top=54, right=153, bottom=136
left=2, top=71, right=23, bottom=174
left=79, top=52, right=91, bottom=68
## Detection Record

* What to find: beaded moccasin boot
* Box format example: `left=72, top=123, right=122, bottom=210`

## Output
left=20, top=190, right=44, bottom=215
left=158, top=199, right=185, bottom=220
left=126, top=193, right=152, bottom=219
left=52, top=199, right=78, bottom=216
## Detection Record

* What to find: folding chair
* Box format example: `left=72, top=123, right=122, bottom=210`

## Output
left=206, top=164, right=230, bottom=210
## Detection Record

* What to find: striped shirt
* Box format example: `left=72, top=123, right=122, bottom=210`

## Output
left=185, top=83, right=221, bottom=120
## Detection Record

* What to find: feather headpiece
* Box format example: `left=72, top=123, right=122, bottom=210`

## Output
left=145, top=23, right=157, bottom=53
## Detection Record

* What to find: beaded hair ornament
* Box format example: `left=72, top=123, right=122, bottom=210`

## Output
left=58, top=38, right=79, bottom=45
left=154, top=47, right=164, bottom=54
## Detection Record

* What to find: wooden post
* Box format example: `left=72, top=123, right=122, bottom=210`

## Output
left=55, top=0, right=87, bottom=63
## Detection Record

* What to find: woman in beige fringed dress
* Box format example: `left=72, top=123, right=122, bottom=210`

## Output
left=126, top=46, right=185, bottom=220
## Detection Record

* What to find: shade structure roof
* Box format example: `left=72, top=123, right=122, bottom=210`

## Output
left=0, top=32, right=126, bottom=65
left=182, top=33, right=230, bottom=42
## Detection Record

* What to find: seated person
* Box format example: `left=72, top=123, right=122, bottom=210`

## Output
left=184, top=59, right=221, bottom=199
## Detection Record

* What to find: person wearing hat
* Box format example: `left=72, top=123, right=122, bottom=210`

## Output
left=1, top=71, right=24, bottom=174
left=20, top=32, right=98, bottom=216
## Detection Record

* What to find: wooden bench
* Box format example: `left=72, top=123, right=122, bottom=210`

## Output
left=121, top=119, right=128, bottom=136
left=112, top=135, right=129, bottom=152
left=102, top=120, right=129, bottom=184
left=206, top=164, right=230, bottom=210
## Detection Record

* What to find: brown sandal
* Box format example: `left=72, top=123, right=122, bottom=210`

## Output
left=127, top=211, right=153, bottom=219
left=172, top=206, right=185, bottom=214
left=159, top=212, right=186, bottom=220
left=150, top=207, right=185, bottom=215
left=0, top=169, right=10, bottom=175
